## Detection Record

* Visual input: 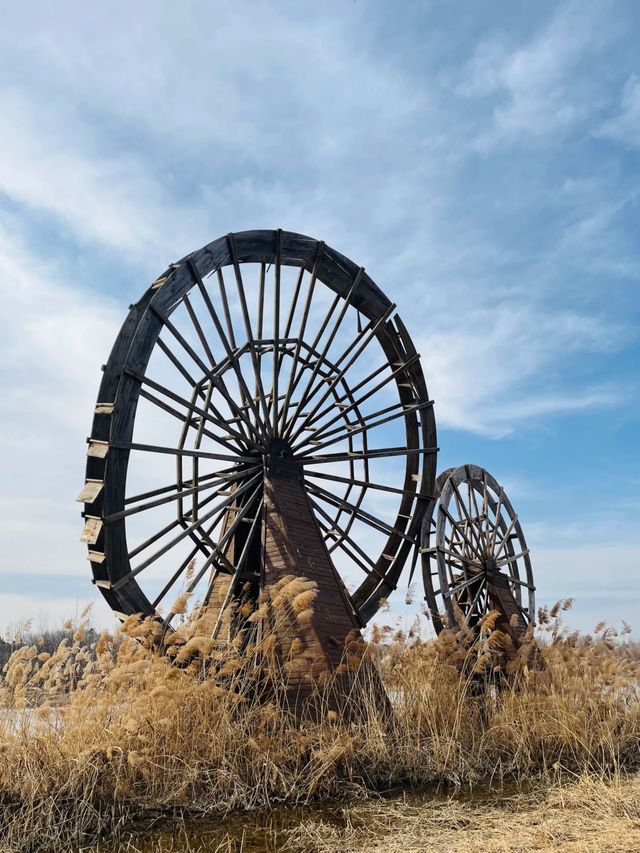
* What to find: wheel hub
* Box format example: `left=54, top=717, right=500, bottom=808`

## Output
left=266, top=437, right=299, bottom=479
left=484, top=555, right=499, bottom=573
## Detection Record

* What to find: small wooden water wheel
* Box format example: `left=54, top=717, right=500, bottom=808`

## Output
left=79, top=230, right=437, bottom=698
left=421, top=465, right=535, bottom=644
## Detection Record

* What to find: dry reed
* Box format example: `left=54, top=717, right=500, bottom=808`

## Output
left=0, top=593, right=638, bottom=852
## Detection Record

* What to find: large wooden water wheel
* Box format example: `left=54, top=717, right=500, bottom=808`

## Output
left=79, top=230, right=438, bottom=690
left=421, top=464, right=535, bottom=642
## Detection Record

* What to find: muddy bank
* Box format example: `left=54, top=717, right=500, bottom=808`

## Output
left=95, top=775, right=640, bottom=853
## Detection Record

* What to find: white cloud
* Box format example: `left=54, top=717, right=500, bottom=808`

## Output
left=0, top=3, right=629, bottom=446
left=0, top=2, right=430, bottom=262
left=597, top=74, right=640, bottom=148
left=417, top=301, right=625, bottom=436
left=0, top=217, right=120, bottom=430
left=0, top=216, right=121, bottom=576
left=0, top=90, right=214, bottom=259
left=458, top=3, right=605, bottom=147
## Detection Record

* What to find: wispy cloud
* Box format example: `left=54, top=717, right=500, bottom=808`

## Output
left=0, top=90, right=215, bottom=259
left=0, top=215, right=120, bottom=578
left=0, top=2, right=431, bottom=261
left=0, top=216, right=120, bottom=433
left=458, top=2, right=608, bottom=148
left=419, top=303, right=626, bottom=436
left=597, top=74, right=640, bottom=148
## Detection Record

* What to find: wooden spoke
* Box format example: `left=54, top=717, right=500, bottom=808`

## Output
left=187, top=380, right=212, bottom=522
left=114, top=473, right=262, bottom=591
left=503, top=574, right=535, bottom=591
left=150, top=493, right=246, bottom=609
left=467, top=481, right=487, bottom=553
left=280, top=291, right=342, bottom=435
left=285, top=301, right=396, bottom=443
left=256, top=263, right=266, bottom=337
left=137, top=387, right=243, bottom=458
left=156, top=337, right=199, bottom=387
left=271, top=230, right=282, bottom=434
left=284, top=266, right=305, bottom=338
left=185, top=258, right=266, bottom=443
left=451, top=480, right=485, bottom=558
left=142, top=340, right=258, bottom=447
left=443, top=572, right=483, bottom=600
left=183, top=292, right=218, bottom=368
left=297, top=397, right=402, bottom=448
left=496, top=548, right=529, bottom=567
left=278, top=241, right=324, bottom=433
left=299, top=445, right=437, bottom=465
left=493, top=515, right=519, bottom=560
left=184, top=487, right=263, bottom=601
left=304, top=469, right=430, bottom=501
left=284, top=267, right=363, bottom=440
left=462, top=577, right=487, bottom=623
left=291, top=353, right=422, bottom=446
left=436, top=545, right=483, bottom=570
left=215, top=269, right=237, bottom=349
left=488, top=486, right=504, bottom=553
left=129, top=366, right=259, bottom=452
left=148, top=301, right=211, bottom=377
left=293, top=356, right=413, bottom=442
left=307, top=482, right=416, bottom=545
left=208, top=497, right=264, bottom=640
left=152, top=547, right=201, bottom=610
left=225, top=235, right=273, bottom=437
left=296, top=400, right=433, bottom=456
left=161, top=487, right=263, bottom=630
left=439, top=505, right=484, bottom=562
left=110, top=439, right=256, bottom=465
left=104, top=466, right=260, bottom=523
left=128, top=518, right=182, bottom=560
left=156, top=337, right=254, bottom=435
left=310, top=500, right=392, bottom=587
left=123, top=468, right=239, bottom=506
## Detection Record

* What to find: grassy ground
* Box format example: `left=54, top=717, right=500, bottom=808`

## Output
left=0, top=584, right=638, bottom=852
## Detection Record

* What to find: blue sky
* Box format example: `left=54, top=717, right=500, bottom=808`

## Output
left=0, top=1, right=638, bottom=634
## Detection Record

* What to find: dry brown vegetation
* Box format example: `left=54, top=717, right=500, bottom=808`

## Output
left=0, top=588, right=638, bottom=852
left=282, top=775, right=640, bottom=853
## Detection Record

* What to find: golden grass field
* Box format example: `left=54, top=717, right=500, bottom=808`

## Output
left=0, top=580, right=638, bottom=852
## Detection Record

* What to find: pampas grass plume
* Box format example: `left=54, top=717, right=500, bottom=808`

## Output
left=296, top=608, right=314, bottom=625
left=292, top=590, right=317, bottom=613
left=171, top=593, right=190, bottom=615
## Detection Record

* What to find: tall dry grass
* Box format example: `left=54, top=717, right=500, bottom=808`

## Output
left=0, top=588, right=638, bottom=852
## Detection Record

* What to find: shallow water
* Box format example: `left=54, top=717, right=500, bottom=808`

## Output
left=111, top=784, right=515, bottom=853
left=131, top=802, right=338, bottom=852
